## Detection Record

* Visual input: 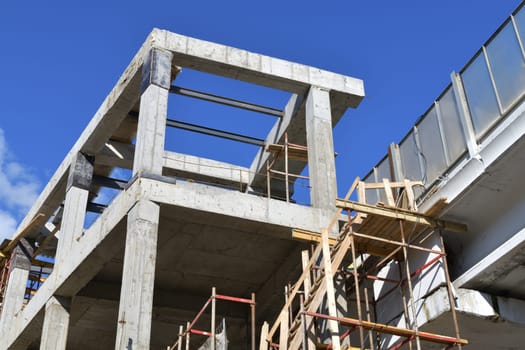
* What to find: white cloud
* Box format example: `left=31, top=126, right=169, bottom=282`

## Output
left=0, top=128, right=41, bottom=241
left=0, top=209, right=17, bottom=241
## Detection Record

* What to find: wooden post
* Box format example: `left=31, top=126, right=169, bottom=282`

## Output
left=211, top=287, right=217, bottom=350
left=185, top=321, right=191, bottom=350
left=177, top=325, right=183, bottom=350
left=251, top=293, right=256, bottom=350
left=259, top=322, right=269, bottom=350
left=349, top=234, right=365, bottom=348
left=399, top=221, right=421, bottom=350
left=321, top=228, right=341, bottom=350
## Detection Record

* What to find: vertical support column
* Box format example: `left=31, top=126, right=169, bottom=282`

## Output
left=0, top=239, right=33, bottom=338
left=133, top=48, right=173, bottom=176
left=40, top=296, right=71, bottom=350
left=56, top=152, right=94, bottom=278
left=115, top=199, right=160, bottom=350
left=305, top=86, right=337, bottom=220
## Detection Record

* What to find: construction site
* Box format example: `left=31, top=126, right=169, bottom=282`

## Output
left=2, top=2, right=525, bottom=350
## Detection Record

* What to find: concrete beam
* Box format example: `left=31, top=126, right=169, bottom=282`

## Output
left=163, top=151, right=250, bottom=189
left=154, top=29, right=364, bottom=106
left=133, top=48, right=173, bottom=176
left=2, top=178, right=140, bottom=349
left=140, top=178, right=325, bottom=234
left=9, top=30, right=153, bottom=244
left=96, top=142, right=252, bottom=189
left=115, top=200, right=160, bottom=349
left=40, top=296, right=71, bottom=350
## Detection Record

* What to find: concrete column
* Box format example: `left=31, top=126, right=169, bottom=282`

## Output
left=305, top=86, right=337, bottom=218
left=133, top=48, right=173, bottom=176
left=55, top=152, right=93, bottom=278
left=0, top=239, right=33, bottom=339
left=40, top=296, right=71, bottom=350
left=115, top=199, right=160, bottom=350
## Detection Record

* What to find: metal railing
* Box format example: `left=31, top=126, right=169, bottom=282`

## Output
left=363, top=1, right=525, bottom=203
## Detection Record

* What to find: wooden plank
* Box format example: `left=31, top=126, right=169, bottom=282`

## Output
left=403, top=179, right=416, bottom=210
left=259, top=322, right=269, bottom=350
left=335, top=199, right=466, bottom=233
left=292, top=229, right=337, bottom=245
left=362, top=181, right=423, bottom=189
left=1, top=213, right=45, bottom=257
left=357, top=181, right=366, bottom=204
left=306, top=312, right=468, bottom=346
left=279, top=310, right=289, bottom=350
left=321, top=228, right=341, bottom=350
left=382, top=179, right=395, bottom=206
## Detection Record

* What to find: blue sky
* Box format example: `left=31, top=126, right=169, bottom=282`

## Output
left=0, top=0, right=521, bottom=240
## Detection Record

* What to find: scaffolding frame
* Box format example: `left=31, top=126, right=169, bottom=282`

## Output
left=266, top=132, right=309, bottom=202
left=263, top=178, right=468, bottom=350
left=168, top=287, right=256, bottom=350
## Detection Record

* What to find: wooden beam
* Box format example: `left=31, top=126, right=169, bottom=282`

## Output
left=1, top=213, right=45, bottom=258
left=292, top=228, right=337, bottom=245
left=305, top=312, right=468, bottom=346
left=335, top=199, right=467, bottom=233
left=361, top=181, right=423, bottom=189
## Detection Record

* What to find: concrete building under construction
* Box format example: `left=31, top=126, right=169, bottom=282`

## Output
left=2, top=2, right=525, bottom=350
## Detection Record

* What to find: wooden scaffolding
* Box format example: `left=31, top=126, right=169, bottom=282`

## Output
left=261, top=178, right=468, bottom=350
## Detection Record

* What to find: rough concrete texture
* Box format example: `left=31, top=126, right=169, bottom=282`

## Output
left=3, top=24, right=525, bottom=350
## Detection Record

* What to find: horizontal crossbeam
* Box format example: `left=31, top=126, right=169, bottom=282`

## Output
left=335, top=199, right=467, bottom=233
left=166, top=119, right=265, bottom=146
left=304, top=311, right=468, bottom=346
left=170, top=85, right=283, bottom=117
